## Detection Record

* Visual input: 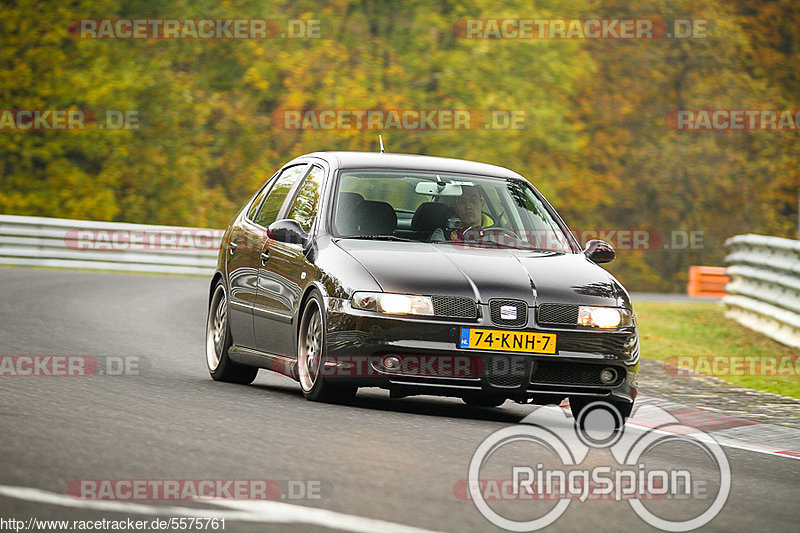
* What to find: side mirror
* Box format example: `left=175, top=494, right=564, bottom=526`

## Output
left=267, top=219, right=308, bottom=246
left=583, top=239, right=615, bottom=263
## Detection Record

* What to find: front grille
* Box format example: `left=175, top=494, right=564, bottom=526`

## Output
left=485, top=356, right=529, bottom=388
left=532, top=361, right=625, bottom=386
left=556, top=332, right=629, bottom=355
left=432, top=295, right=477, bottom=319
left=489, top=299, right=528, bottom=327
left=537, top=304, right=578, bottom=326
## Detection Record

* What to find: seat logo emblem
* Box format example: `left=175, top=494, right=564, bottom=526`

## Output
left=500, top=305, right=517, bottom=320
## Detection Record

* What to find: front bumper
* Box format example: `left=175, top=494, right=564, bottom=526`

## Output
left=324, top=298, right=639, bottom=404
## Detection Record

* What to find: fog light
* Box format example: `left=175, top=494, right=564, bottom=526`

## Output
left=600, top=367, right=618, bottom=384
left=383, top=356, right=401, bottom=372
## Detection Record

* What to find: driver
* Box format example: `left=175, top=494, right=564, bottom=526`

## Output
left=431, top=184, right=494, bottom=241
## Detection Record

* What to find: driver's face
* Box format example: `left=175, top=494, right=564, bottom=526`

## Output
left=454, top=187, right=484, bottom=228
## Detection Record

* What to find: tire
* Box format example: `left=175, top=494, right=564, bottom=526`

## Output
left=462, top=396, right=506, bottom=407
left=206, top=281, right=258, bottom=384
left=297, top=291, right=357, bottom=403
left=569, top=398, right=633, bottom=430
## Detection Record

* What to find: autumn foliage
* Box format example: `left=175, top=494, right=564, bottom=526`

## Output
left=0, top=0, right=797, bottom=290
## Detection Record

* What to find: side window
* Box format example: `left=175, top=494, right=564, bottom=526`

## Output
left=286, top=166, right=324, bottom=233
left=253, top=164, right=308, bottom=227
left=246, top=182, right=272, bottom=221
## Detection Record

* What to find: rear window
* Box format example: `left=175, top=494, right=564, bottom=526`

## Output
left=338, top=173, right=426, bottom=213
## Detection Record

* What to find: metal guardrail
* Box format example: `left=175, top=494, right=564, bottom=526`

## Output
left=0, top=214, right=222, bottom=275
left=724, top=234, right=800, bottom=348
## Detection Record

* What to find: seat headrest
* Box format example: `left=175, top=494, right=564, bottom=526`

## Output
left=412, top=202, right=450, bottom=232
left=335, top=192, right=365, bottom=235
left=339, top=192, right=365, bottom=207
left=354, top=201, right=397, bottom=235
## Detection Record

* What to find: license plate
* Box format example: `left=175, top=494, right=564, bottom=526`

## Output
left=459, top=328, right=557, bottom=354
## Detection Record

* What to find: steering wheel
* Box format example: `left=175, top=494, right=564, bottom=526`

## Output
left=462, top=227, right=519, bottom=246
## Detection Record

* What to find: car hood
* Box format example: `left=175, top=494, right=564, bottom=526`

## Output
left=335, top=240, right=630, bottom=308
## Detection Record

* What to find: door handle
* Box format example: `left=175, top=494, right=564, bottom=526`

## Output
left=228, top=241, right=238, bottom=254
left=260, top=251, right=270, bottom=265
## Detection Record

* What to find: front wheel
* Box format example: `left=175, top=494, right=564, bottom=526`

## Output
left=569, top=398, right=633, bottom=431
left=462, top=396, right=506, bottom=407
left=206, top=281, right=258, bottom=384
left=297, top=291, right=357, bottom=403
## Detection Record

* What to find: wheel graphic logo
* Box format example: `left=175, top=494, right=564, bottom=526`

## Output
left=467, top=403, right=731, bottom=532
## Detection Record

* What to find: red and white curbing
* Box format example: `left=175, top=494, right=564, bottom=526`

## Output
left=562, top=395, right=800, bottom=460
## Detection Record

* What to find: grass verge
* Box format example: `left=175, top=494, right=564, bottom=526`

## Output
left=634, top=301, right=799, bottom=399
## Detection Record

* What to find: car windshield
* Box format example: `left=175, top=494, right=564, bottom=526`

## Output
left=332, top=170, right=574, bottom=252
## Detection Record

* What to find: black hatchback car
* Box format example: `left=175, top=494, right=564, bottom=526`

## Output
left=206, top=152, right=639, bottom=422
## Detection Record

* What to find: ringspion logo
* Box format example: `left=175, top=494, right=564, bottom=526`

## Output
left=464, top=403, right=730, bottom=531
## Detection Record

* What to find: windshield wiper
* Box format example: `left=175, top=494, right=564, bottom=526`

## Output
left=340, top=235, right=417, bottom=242
left=435, top=239, right=520, bottom=249
left=436, top=240, right=567, bottom=253
left=521, top=249, right=567, bottom=255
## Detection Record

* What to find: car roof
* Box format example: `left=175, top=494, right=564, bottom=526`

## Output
left=301, top=151, right=522, bottom=179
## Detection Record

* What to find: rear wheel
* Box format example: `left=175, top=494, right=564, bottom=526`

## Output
left=206, top=281, right=258, bottom=384
left=297, top=291, right=357, bottom=403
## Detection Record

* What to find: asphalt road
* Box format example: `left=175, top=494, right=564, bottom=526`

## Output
left=0, top=267, right=797, bottom=532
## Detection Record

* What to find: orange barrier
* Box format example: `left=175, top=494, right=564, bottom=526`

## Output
left=688, top=266, right=729, bottom=298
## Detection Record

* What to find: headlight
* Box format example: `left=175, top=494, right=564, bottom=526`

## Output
left=351, top=292, right=434, bottom=316
left=577, top=306, right=633, bottom=328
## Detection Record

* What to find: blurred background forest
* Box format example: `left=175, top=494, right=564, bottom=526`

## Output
left=1, top=0, right=798, bottom=291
